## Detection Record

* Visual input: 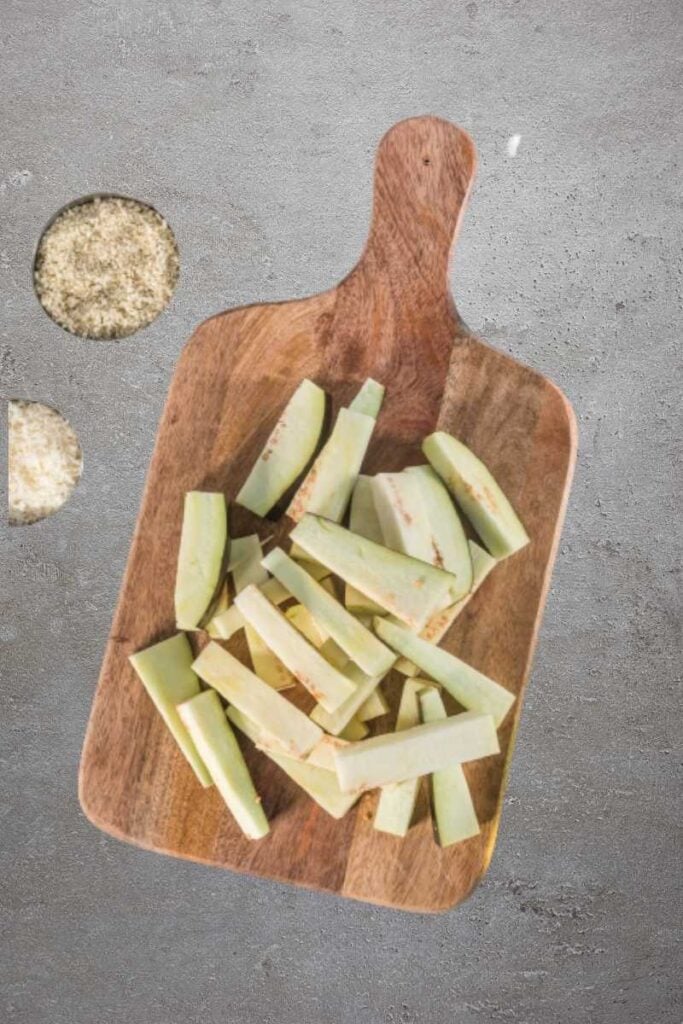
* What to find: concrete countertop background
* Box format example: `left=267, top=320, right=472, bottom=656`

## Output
left=2, top=2, right=681, bottom=1022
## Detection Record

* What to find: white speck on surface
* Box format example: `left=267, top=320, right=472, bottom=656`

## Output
left=507, top=133, right=522, bottom=157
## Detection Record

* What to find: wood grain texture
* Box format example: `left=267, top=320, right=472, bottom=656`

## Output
left=79, top=116, right=576, bottom=912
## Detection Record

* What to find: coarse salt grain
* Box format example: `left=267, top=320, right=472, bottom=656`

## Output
left=34, top=196, right=179, bottom=339
left=8, top=401, right=83, bottom=525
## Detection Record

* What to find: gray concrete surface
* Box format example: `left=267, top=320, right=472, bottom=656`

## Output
left=2, top=1, right=681, bottom=1021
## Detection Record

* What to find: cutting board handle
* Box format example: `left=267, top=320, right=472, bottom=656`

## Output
left=358, top=115, right=477, bottom=306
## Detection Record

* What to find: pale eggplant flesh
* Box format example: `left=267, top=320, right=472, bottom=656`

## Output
left=422, top=432, right=529, bottom=559
left=174, top=491, right=229, bottom=630
left=290, top=514, right=459, bottom=631
left=236, top=378, right=330, bottom=519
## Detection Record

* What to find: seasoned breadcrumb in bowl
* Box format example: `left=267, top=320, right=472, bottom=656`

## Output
left=34, top=195, right=179, bottom=340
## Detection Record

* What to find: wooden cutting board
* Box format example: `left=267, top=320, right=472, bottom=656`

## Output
left=79, top=115, right=576, bottom=913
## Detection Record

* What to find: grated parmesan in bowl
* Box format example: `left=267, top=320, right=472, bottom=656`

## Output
left=34, top=196, right=179, bottom=339
left=8, top=401, right=83, bottom=525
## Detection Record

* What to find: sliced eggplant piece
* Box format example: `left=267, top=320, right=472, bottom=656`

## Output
left=348, top=475, right=383, bottom=538
left=236, top=378, right=328, bottom=517
left=373, top=679, right=426, bottom=836
left=253, top=728, right=349, bottom=771
left=285, top=602, right=329, bottom=648
left=419, top=687, right=480, bottom=846
left=177, top=691, right=269, bottom=840
left=395, top=541, right=496, bottom=676
left=304, top=734, right=350, bottom=771
left=372, top=468, right=472, bottom=602
left=338, top=716, right=370, bottom=741
left=208, top=561, right=329, bottom=640
left=310, top=664, right=387, bottom=736
left=244, top=626, right=297, bottom=691
left=262, top=547, right=395, bottom=677
left=234, top=585, right=357, bottom=713
left=348, top=377, right=385, bottom=419
left=230, top=534, right=296, bottom=691
left=356, top=686, right=390, bottom=722
left=352, top=613, right=374, bottom=629
left=192, top=641, right=322, bottom=757
left=289, top=540, right=329, bottom=576
left=215, top=582, right=230, bottom=609
left=404, top=464, right=473, bottom=597
left=290, top=514, right=458, bottom=631
left=227, top=707, right=360, bottom=819
left=206, top=582, right=230, bottom=638
left=319, top=575, right=340, bottom=599
left=129, top=633, right=212, bottom=787
left=230, top=534, right=268, bottom=591
left=344, top=475, right=386, bottom=616
left=371, top=472, right=435, bottom=563
left=285, top=604, right=350, bottom=671
left=333, top=711, right=499, bottom=793
left=374, top=617, right=515, bottom=728
left=423, top=432, right=529, bottom=559
left=174, top=491, right=228, bottom=630
left=287, top=407, right=375, bottom=523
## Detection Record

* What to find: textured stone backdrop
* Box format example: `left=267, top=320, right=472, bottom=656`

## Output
left=2, top=2, right=681, bottom=1022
